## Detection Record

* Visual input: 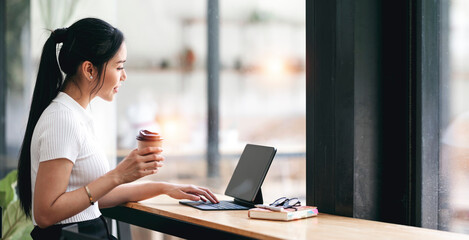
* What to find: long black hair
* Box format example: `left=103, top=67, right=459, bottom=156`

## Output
left=17, top=18, right=124, bottom=217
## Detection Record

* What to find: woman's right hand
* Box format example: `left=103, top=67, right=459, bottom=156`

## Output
left=112, top=147, right=164, bottom=184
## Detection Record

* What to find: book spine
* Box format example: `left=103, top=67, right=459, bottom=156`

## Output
left=287, top=209, right=315, bottom=220
left=249, top=209, right=318, bottom=221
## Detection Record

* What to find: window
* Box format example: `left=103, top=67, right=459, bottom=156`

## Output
left=3, top=0, right=306, bottom=238
left=3, top=0, right=30, bottom=177
left=111, top=0, right=306, bottom=203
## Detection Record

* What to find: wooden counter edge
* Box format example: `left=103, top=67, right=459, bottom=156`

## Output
left=123, top=201, right=285, bottom=240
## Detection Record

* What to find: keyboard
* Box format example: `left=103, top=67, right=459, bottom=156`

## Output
left=207, top=201, right=248, bottom=210
left=179, top=200, right=250, bottom=210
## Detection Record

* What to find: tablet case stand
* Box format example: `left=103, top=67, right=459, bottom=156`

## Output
left=233, top=188, right=263, bottom=207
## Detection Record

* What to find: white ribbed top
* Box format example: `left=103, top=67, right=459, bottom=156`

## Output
left=30, top=92, right=110, bottom=225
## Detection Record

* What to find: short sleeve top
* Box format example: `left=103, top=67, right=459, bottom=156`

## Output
left=30, top=92, right=110, bottom=225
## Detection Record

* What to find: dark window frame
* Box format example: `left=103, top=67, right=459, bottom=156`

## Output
left=306, top=0, right=441, bottom=229
left=414, top=0, right=441, bottom=229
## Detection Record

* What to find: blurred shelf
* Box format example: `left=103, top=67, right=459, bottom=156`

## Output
left=124, top=67, right=305, bottom=76
left=116, top=147, right=305, bottom=160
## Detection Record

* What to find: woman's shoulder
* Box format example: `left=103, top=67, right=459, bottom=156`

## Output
left=41, top=101, right=76, bottom=120
left=32, top=102, right=85, bottom=148
left=37, top=102, right=81, bottom=130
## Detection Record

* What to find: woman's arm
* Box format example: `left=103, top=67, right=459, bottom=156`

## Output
left=34, top=147, right=162, bottom=228
left=34, top=158, right=121, bottom=228
left=98, top=182, right=219, bottom=209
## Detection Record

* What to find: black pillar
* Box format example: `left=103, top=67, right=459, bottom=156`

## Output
left=353, top=0, right=382, bottom=221
left=307, top=0, right=414, bottom=225
left=306, top=0, right=356, bottom=217
left=414, top=0, right=441, bottom=229
left=207, top=0, right=220, bottom=177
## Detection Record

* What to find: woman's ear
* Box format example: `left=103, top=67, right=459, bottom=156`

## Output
left=81, top=61, right=96, bottom=81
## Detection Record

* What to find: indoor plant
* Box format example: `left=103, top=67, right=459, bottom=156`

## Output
left=1, top=170, right=33, bottom=239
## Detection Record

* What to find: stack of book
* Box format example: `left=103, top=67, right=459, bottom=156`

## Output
left=248, top=206, right=318, bottom=221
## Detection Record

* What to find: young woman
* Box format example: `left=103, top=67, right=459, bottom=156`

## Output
left=17, top=18, right=218, bottom=239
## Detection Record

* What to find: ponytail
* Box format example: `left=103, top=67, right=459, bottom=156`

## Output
left=17, top=18, right=124, bottom=217
left=17, top=29, right=65, bottom=217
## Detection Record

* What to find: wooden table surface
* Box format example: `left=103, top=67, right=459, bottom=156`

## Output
left=104, top=194, right=469, bottom=240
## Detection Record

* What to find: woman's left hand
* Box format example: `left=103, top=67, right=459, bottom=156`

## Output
left=163, top=183, right=219, bottom=203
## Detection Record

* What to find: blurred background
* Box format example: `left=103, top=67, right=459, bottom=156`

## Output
left=3, top=0, right=469, bottom=238
left=3, top=0, right=305, bottom=238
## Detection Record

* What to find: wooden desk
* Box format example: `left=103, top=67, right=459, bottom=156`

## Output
left=101, top=195, right=469, bottom=240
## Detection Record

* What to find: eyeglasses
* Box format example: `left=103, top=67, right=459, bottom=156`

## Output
left=269, top=197, right=301, bottom=211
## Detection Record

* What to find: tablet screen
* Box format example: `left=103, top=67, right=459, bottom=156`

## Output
left=224, top=144, right=277, bottom=202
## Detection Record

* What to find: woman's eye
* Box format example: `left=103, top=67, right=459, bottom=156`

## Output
left=117, top=67, right=124, bottom=70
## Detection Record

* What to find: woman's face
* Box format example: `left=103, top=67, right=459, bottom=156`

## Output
left=97, top=42, right=127, bottom=101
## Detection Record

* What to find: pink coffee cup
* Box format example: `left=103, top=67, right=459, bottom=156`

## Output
left=136, top=129, right=163, bottom=150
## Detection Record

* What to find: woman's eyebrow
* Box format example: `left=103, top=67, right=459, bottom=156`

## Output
left=116, top=59, right=126, bottom=64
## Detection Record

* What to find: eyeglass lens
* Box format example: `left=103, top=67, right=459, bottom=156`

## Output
left=270, top=197, right=288, bottom=206
left=283, top=198, right=301, bottom=208
left=269, top=197, right=301, bottom=208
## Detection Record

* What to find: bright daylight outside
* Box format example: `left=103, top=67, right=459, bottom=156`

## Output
left=440, top=0, right=469, bottom=234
